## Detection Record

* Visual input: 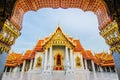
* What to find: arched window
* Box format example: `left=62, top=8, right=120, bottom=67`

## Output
left=75, top=57, right=81, bottom=67
left=36, top=56, right=42, bottom=68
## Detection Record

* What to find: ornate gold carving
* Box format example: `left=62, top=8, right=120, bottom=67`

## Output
left=36, top=56, right=42, bottom=68
left=75, top=56, right=82, bottom=68
left=0, top=19, right=21, bottom=53
left=43, top=27, right=75, bottom=49
left=100, top=20, right=120, bottom=53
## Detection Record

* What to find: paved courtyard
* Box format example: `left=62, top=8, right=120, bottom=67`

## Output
left=2, top=72, right=118, bottom=80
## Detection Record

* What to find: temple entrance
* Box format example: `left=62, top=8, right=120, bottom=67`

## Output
left=54, top=52, right=64, bottom=70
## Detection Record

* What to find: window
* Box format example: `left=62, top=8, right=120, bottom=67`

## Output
left=36, top=57, right=42, bottom=68
left=76, top=57, right=81, bottom=67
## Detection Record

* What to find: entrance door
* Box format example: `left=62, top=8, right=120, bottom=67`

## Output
left=54, top=54, right=63, bottom=70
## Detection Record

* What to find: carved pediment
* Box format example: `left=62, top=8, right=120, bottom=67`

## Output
left=42, top=26, right=75, bottom=49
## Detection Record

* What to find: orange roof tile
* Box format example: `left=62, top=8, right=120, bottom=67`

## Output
left=74, top=40, right=84, bottom=52
left=23, top=50, right=34, bottom=60
left=34, top=40, right=44, bottom=52
left=6, top=52, right=23, bottom=67
left=82, top=50, right=94, bottom=60
left=100, top=63, right=115, bottom=67
left=69, top=37, right=73, bottom=41
left=45, top=37, right=49, bottom=41
left=93, top=52, right=115, bottom=67
left=92, top=56, right=100, bottom=65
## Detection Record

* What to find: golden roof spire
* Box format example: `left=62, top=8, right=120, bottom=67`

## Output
left=56, top=22, right=62, bottom=32
left=57, top=22, right=61, bottom=28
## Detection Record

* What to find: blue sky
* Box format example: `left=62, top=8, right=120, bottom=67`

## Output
left=10, top=8, right=110, bottom=53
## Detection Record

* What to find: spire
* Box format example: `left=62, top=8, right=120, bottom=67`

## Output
left=56, top=23, right=62, bottom=32
left=58, top=21, right=60, bottom=27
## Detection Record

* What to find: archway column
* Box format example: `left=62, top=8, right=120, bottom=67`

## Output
left=100, top=20, right=120, bottom=79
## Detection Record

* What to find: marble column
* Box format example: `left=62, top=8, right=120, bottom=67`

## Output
left=0, top=52, right=8, bottom=80
left=91, top=60, right=95, bottom=72
left=81, top=55, right=84, bottom=69
left=44, top=49, right=48, bottom=70
left=109, top=67, right=112, bottom=72
left=97, top=65, right=100, bottom=72
left=29, top=59, right=33, bottom=71
left=70, top=49, right=73, bottom=69
left=73, top=54, right=75, bottom=68
left=5, top=67, right=7, bottom=72
left=105, top=67, right=107, bottom=72
left=65, top=47, right=69, bottom=69
left=22, top=60, right=26, bottom=72
left=13, top=67, right=18, bottom=72
left=99, top=66, right=103, bottom=72
left=10, top=67, right=12, bottom=72
left=49, top=47, right=53, bottom=70
left=84, top=59, right=88, bottom=70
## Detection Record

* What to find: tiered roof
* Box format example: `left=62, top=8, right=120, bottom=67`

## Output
left=94, top=53, right=114, bottom=66
left=6, top=52, right=23, bottom=67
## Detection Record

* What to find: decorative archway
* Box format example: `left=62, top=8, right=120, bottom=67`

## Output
left=11, top=0, right=111, bottom=31
left=0, top=0, right=120, bottom=79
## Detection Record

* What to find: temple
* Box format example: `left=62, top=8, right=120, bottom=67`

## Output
left=4, top=25, right=116, bottom=73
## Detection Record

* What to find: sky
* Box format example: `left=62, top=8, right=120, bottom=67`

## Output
left=10, top=8, right=110, bottom=53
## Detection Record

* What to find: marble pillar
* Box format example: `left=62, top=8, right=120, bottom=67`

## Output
left=22, top=60, right=26, bottom=72
left=91, top=60, right=95, bottom=72
left=44, top=49, right=48, bottom=70
left=65, top=47, right=69, bottom=69
left=29, top=59, right=33, bottom=71
left=49, top=47, right=53, bottom=70
left=70, top=49, right=73, bottom=69
left=84, top=59, right=88, bottom=70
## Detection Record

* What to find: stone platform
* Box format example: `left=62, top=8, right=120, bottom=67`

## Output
left=2, top=71, right=118, bottom=80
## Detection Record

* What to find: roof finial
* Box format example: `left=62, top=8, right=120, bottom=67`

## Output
left=58, top=21, right=61, bottom=27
